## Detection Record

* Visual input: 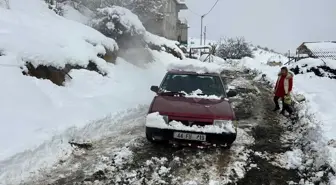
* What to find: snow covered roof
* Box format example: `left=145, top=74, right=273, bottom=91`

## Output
left=175, top=0, right=188, bottom=9
left=299, top=41, right=336, bottom=60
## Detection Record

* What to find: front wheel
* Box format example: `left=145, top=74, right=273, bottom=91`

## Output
left=146, top=133, right=154, bottom=142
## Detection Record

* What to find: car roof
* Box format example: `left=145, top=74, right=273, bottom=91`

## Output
left=167, top=70, right=220, bottom=76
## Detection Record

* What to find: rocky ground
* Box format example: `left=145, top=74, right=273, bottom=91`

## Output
left=23, top=69, right=311, bottom=185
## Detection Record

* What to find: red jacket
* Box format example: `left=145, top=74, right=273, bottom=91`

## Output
left=274, top=72, right=293, bottom=97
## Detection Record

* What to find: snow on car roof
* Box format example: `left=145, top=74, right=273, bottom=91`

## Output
left=167, top=70, right=219, bottom=76
left=166, top=58, right=224, bottom=74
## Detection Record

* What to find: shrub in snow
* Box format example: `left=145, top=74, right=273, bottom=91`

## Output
left=290, top=59, right=336, bottom=79
left=121, top=0, right=168, bottom=26
left=92, top=6, right=146, bottom=49
left=44, top=0, right=63, bottom=15
left=216, top=37, right=253, bottom=60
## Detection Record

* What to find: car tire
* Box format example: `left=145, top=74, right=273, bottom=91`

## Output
left=146, top=133, right=161, bottom=144
left=146, top=133, right=154, bottom=142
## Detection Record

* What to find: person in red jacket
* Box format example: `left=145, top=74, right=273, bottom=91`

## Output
left=273, top=66, right=293, bottom=115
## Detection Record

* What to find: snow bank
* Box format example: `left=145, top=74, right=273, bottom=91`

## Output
left=199, top=54, right=227, bottom=65
left=290, top=58, right=336, bottom=79
left=61, top=4, right=91, bottom=24
left=144, top=32, right=179, bottom=50
left=95, top=6, right=146, bottom=36
left=0, top=1, right=117, bottom=70
left=144, top=31, right=185, bottom=59
left=146, top=112, right=236, bottom=134
left=0, top=55, right=168, bottom=183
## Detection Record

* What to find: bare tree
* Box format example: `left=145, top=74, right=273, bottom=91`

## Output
left=216, top=37, right=253, bottom=59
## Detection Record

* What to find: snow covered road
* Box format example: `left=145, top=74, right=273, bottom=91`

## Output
left=19, top=69, right=323, bottom=185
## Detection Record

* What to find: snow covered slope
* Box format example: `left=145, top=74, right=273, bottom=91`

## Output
left=0, top=1, right=222, bottom=184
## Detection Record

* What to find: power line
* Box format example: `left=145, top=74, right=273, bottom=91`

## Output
left=188, top=9, right=201, bottom=17
left=204, top=0, right=220, bottom=16
left=188, top=0, right=220, bottom=17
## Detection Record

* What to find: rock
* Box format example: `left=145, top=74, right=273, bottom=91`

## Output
left=23, top=61, right=106, bottom=86
left=69, top=141, right=93, bottom=150
left=266, top=61, right=282, bottom=66
left=293, top=94, right=306, bottom=102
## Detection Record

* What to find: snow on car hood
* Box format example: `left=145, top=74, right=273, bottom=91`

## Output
left=146, top=112, right=236, bottom=134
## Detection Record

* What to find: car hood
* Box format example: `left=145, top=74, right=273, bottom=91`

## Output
left=150, top=96, right=234, bottom=119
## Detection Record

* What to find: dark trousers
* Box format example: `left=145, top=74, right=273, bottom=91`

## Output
left=274, top=96, right=293, bottom=114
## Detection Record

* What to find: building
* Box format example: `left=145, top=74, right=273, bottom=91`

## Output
left=296, top=41, right=336, bottom=60
left=177, top=17, right=188, bottom=45
left=144, top=0, right=188, bottom=45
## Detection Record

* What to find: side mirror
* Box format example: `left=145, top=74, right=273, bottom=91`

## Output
left=227, top=90, right=237, bottom=97
left=150, top=85, right=159, bottom=93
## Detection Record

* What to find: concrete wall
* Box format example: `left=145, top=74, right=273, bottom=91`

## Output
left=142, top=0, right=188, bottom=42
left=162, top=0, right=178, bottom=40
left=177, top=23, right=188, bottom=44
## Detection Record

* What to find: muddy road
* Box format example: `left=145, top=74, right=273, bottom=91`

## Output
left=23, top=69, right=301, bottom=185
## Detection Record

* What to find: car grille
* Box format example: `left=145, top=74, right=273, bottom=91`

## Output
left=169, top=119, right=212, bottom=127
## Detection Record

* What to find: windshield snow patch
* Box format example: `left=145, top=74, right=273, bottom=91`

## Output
left=183, top=89, right=221, bottom=100
left=146, top=112, right=236, bottom=134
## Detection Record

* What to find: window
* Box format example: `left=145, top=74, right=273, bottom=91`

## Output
left=160, top=73, right=225, bottom=97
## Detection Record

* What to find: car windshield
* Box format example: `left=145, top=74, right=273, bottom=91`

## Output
left=159, top=73, right=225, bottom=97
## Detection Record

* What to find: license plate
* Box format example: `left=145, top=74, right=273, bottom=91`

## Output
left=173, top=132, right=206, bottom=141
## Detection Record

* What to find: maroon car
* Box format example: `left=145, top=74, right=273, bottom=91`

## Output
left=146, top=70, right=238, bottom=148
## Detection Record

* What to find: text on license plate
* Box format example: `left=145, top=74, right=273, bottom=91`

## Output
left=173, top=132, right=206, bottom=141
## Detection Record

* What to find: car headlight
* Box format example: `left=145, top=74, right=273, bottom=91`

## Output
left=213, top=120, right=231, bottom=127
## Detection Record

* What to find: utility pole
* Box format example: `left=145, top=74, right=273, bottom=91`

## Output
left=200, top=15, right=205, bottom=45
left=199, top=0, right=219, bottom=46
left=204, top=26, right=207, bottom=46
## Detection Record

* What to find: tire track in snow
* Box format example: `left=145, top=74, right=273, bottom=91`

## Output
left=21, top=105, right=149, bottom=185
